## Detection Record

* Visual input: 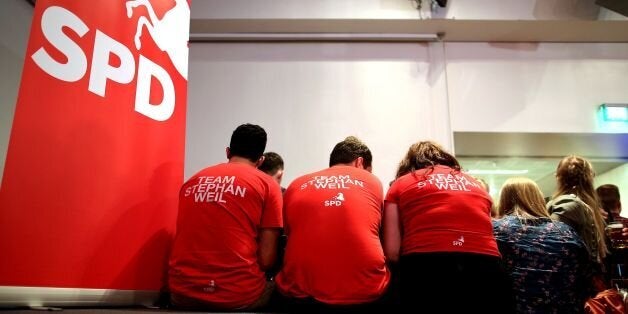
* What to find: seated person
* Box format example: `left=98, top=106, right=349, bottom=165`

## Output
left=597, top=184, right=623, bottom=224
left=383, top=141, right=513, bottom=313
left=168, top=123, right=283, bottom=311
left=275, top=136, right=390, bottom=312
left=258, top=151, right=287, bottom=279
left=494, top=177, right=592, bottom=313
left=259, top=151, right=286, bottom=192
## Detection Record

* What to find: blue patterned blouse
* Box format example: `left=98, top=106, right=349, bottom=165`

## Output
left=493, top=216, right=592, bottom=314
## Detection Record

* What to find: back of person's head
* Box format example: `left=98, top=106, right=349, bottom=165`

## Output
left=329, top=136, right=372, bottom=169
left=596, top=184, right=621, bottom=213
left=395, top=141, right=460, bottom=178
left=228, top=123, right=267, bottom=162
left=555, top=155, right=596, bottom=196
left=553, top=155, right=600, bottom=212
left=259, top=152, right=284, bottom=175
left=497, top=177, right=549, bottom=219
left=476, top=177, right=490, bottom=193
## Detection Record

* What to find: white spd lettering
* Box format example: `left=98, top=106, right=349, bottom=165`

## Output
left=301, top=175, right=364, bottom=190
left=184, top=176, right=246, bottom=204
left=32, top=6, right=176, bottom=121
left=324, top=200, right=342, bottom=207
left=417, top=174, right=480, bottom=191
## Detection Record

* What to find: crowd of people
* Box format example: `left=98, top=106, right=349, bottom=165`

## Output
left=166, top=123, right=625, bottom=313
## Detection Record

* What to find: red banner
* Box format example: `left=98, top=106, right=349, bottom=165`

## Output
left=0, top=0, right=189, bottom=290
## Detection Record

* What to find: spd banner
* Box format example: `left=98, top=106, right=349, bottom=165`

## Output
left=0, top=0, right=189, bottom=291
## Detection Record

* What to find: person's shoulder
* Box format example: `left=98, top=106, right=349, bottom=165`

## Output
left=224, top=163, right=273, bottom=184
left=547, top=194, right=585, bottom=210
left=492, top=215, right=519, bottom=228
left=353, top=167, right=381, bottom=182
left=491, top=217, right=504, bottom=229
left=389, top=172, right=418, bottom=191
left=550, top=219, right=580, bottom=234
left=491, top=216, right=522, bottom=241
left=185, top=163, right=223, bottom=180
left=544, top=219, right=587, bottom=245
left=293, top=168, right=324, bottom=182
left=340, top=167, right=382, bottom=191
left=250, top=166, right=281, bottom=185
left=283, top=169, right=321, bottom=191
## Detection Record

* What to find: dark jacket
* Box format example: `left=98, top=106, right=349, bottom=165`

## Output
left=547, top=194, right=601, bottom=264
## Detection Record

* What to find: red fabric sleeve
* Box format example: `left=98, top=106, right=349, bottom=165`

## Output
left=385, top=180, right=400, bottom=203
left=261, top=179, right=283, bottom=228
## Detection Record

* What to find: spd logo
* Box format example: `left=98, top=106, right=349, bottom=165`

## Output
left=324, top=192, right=345, bottom=207
left=31, top=0, right=190, bottom=121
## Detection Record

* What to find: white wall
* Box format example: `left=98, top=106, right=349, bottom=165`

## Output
left=0, top=0, right=32, bottom=186
left=446, top=42, right=628, bottom=133
left=186, top=42, right=452, bottom=187
left=191, top=0, right=600, bottom=20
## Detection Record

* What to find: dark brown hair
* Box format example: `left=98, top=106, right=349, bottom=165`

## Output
left=259, top=152, right=284, bottom=175
left=395, top=141, right=460, bottom=178
left=596, top=184, right=621, bottom=213
left=228, top=123, right=266, bottom=162
left=329, top=136, right=372, bottom=168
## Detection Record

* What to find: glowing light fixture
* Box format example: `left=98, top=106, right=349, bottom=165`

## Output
left=466, top=169, right=529, bottom=175
left=599, top=104, right=628, bottom=122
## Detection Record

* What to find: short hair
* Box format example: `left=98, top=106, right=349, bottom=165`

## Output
left=329, top=136, right=372, bottom=168
left=497, top=177, right=549, bottom=218
left=395, top=141, right=460, bottom=178
left=228, top=123, right=267, bottom=162
left=597, top=184, right=621, bottom=211
left=259, top=152, right=284, bottom=175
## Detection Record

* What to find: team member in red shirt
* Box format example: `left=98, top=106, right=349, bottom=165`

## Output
left=383, top=141, right=514, bottom=313
left=168, top=124, right=283, bottom=311
left=275, top=136, right=391, bottom=311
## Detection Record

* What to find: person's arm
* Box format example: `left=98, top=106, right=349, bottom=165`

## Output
left=258, top=176, right=283, bottom=271
left=258, top=228, right=281, bottom=271
left=383, top=202, right=401, bottom=264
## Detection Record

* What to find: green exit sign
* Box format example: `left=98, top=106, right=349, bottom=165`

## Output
left=599, top=104, right=628, bottom=122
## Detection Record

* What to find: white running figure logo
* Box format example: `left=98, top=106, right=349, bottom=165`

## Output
left=333, top=193, right=344, bottom=201
left=125, top=0, right=190, bottom=80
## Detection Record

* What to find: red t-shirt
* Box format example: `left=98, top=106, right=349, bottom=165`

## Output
left=276, top=166, right=390, bottom=305
left=385, top=165, right=499, bottom=257
left=168, top=162, right=283, bottom=309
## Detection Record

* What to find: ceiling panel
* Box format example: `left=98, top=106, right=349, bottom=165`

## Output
left=455, top=132, right=627, bottom=199
left=459, top=157, right=624, bottom=198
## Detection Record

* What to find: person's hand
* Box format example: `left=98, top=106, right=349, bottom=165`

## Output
left=622, top=227, right=628, bottom=237
left=600, top=208, right=609, bottom=221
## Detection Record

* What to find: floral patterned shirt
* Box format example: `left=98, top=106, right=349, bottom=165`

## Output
left=493, top=216, right=592, bottom=314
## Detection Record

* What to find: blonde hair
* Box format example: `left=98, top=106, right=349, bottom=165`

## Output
left=554, top=155, right=608, bottom=259
left=497, top=177, right=549, bottom=219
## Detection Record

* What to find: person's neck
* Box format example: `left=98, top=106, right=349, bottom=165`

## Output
left=228, top=156, right=257, bottom=167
